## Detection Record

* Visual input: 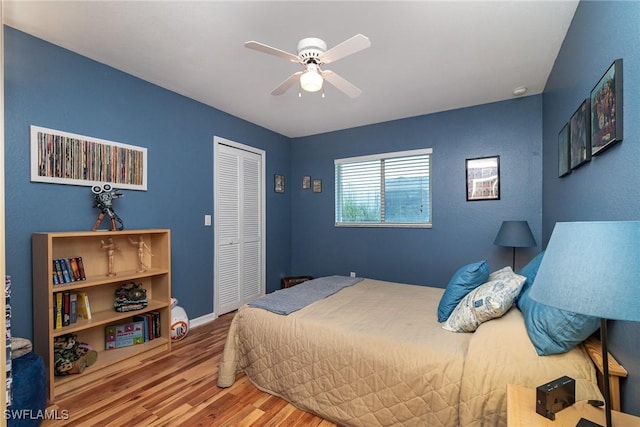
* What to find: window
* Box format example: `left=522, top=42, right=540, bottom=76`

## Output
left=335, top=148, right=432, bottom=228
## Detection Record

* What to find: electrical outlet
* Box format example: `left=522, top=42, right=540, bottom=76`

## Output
left=204, top=215, right=212, bottom=226
left=350, top=272, right=356, bottom=278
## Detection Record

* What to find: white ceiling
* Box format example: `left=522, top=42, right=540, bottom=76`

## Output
left=3, top=1, right=579, bottom=138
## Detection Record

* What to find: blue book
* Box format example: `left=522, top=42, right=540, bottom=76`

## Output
left=133, top=315, right=149, bottom=342
left=60, top=259, right=73, bottom=283
left=53, top=259, right=65, bottom=284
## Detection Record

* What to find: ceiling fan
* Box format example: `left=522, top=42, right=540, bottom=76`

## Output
left=244, top=34, right=371, bottom=98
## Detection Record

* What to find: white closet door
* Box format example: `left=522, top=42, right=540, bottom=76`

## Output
left=217, top=146, right=241, bottom=313
left=215, top=138, right=265, bottom=315
left=242, top=154, right=262, bottom=302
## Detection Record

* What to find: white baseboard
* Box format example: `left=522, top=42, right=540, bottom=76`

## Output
left=189, top=312, right=216, bottom=329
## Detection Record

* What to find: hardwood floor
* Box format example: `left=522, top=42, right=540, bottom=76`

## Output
left=42, top=312, right=337, bottom=427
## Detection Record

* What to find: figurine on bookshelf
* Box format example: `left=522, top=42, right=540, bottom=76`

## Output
left=91, top=184, right=124, bottom=231
left=128, top=235, right=153, bottom=272
left=100, top=237, right=120, bottom=276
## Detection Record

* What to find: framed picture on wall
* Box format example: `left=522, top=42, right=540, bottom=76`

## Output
left=465, top=156, right=500, bottom=201
left=302, top=175, right=311, bottom=189
left=313, top=179, right=322, bottom=193
left=30, top=125, right=148, bottom=190
left=569, top=99, right=591, bottom=170
left=274, top=174, right=285, bottom=193
left=590, top=58, right=623, bottom=156
left=558, top=122, right=571, bottom=178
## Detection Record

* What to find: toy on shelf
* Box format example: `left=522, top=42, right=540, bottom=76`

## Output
left=100, top=237, right=120, bottom=276
left=53, top=333, right=97, bottom=376
left=128, top=235, right=153, bottom=272
left=91, top=184, right=124, bottom=231
left=114, top=282, right=148, bottom=313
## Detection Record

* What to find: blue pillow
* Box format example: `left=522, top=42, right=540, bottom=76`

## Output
left=518, top=287, right=600, bottom=355
left=516, top=250, right=545, bottom=302
left=437, top=260, right=489, bottom=322
left=517, top=252, right=600, bottom=355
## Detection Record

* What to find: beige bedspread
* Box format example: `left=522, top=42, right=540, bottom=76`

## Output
left=218, top=278, right=601, bottom=426
left=459, top=306, right=602, bottom=426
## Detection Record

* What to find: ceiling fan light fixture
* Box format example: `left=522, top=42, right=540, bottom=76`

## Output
left=245, top=34, right=370, bottom=97
left=300, top=64, right=323, bottom=93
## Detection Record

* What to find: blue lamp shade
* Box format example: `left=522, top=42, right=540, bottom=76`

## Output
left=529, top=221, right=640, bottom=322
left=493, top=220, right=537, bottom=248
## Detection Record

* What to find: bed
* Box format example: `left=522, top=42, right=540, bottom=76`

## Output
left=217, top=276, right=602, bottom=427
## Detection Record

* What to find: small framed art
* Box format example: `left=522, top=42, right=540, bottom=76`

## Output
left=569, top=99, right=590, bottom=170
left=313, top=179, right=322, bottom=193
left=465, top=156, right=500, bottom=201
left=590, top=58, right=623, bottom=156
left=274, top=174, right=285, bottom=193
left=303, top=175, right=311, bottom=189
left=558, top=122, right=571, bottom=178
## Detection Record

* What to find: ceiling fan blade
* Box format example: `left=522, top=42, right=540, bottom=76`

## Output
left=321, top=70, right=362, bottom=98
left=320, top=34, right=371, bottom=64
left=271, top=71, right=304, bottom=95
left=244, top=41, right=300, bottom=63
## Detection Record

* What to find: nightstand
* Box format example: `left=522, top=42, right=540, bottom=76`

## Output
left=281, top=275, right=314, bottom=289
left=506, top=384, right=640, bottom=426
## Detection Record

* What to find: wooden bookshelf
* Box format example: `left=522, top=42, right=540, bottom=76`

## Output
left=32, top=229, right=172, bottom=402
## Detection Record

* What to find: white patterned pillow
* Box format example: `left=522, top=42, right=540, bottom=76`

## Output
left=443, top=267, right=526, bottom=332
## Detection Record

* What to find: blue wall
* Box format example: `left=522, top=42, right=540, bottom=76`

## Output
left=4, top=27, right=292, bottom=340
left=8, top=1, right=639, bottom=414
left=290, top=96, right=543, bottom=286
left=542, top=1, right=640, bottom=415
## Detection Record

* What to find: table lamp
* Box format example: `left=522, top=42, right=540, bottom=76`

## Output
left=493, top=220, right=536, bottom=270
left=529, top=221, right=640, bottom=427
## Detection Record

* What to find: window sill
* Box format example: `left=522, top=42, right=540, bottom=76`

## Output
left=335, top=222, right=432, bottom=229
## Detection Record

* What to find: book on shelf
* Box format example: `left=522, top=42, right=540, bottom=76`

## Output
left=69, top=292, right=77, bottom=324
left=105, top=321, right=145, bottom=350
left=60, top=259, right=73, bottom=283
left=54, top=292, right=63, bottom=329
left=62, top=290, right=71, bottom=326
left=132, top=314, right=150, bottom=342
left=69, top=258, right=80, bottom=281
left=76, top=257, right=86, bottom=280
left=52, top=257, right=87, bottom=285
left=53, top=259, right=65, bottom=285
left=52, top=263, right=59, bottom=285
left=150, top=311, right=161, bottom=338
left=132, top=312, right=162, bottom=342
left=76, top=291, right=92, bottom=320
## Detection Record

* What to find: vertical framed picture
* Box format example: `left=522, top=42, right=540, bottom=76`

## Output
left=465, top=156, right=500, bottom=201
left=590, top=58, right=623, bottom=156
left=313, top=179, right=322, bottom=193
left=569, top=99, right=591, bottom=170
left=302, top=175, right=311, bottom=189
left=274, top=174, right=285, bottom=193
left=558, top=122, right=571, bottom=178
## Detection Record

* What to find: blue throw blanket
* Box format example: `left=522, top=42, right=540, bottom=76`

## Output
left=248, top=275, right=363, bottom=315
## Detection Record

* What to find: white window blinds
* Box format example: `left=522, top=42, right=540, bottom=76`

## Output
left=335, top=148, right=432, bottom=228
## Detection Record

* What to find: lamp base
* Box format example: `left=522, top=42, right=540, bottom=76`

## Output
left=576, top=418, right=602, bottom=427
